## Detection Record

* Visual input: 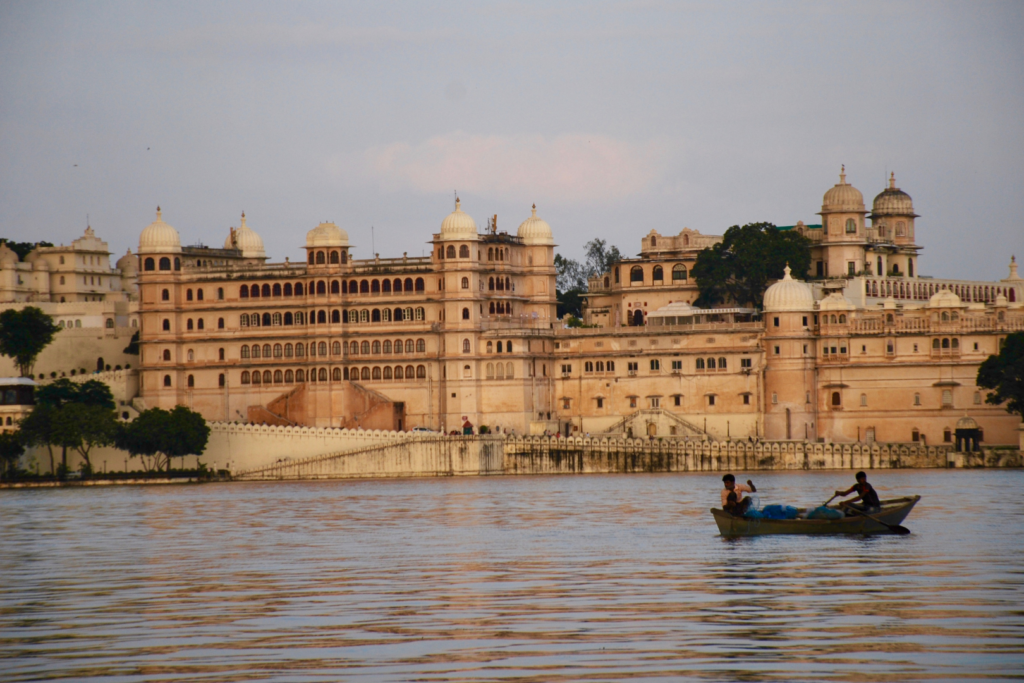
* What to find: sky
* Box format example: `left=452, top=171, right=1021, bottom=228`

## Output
left=1, top=1, right=1022, bottom=281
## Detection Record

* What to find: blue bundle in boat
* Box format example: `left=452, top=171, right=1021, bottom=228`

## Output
left=807, top=506, right=845, bottom=520
left=761, top=505, right=800, bottom=520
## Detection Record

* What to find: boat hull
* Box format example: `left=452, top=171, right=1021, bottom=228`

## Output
left=712, top=496, right=921, bottom=537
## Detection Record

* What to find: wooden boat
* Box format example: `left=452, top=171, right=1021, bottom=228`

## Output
left=712, top=496, right=921, bottom=537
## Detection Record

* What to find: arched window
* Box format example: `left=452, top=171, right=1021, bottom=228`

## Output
left=381, top=279, right=391, bottom=294
left=284, top=283, right=292, bottom=296
left=461, top=277, right=469, bottom=289
left=393, top=365, right=403, bottom=379
left=295, top=343, right=305, bottom=357
left=942, top=338, right=950, bottom=349
left=417, top=365, right=426, bottom=379
left=308, top=252, right=315, bottom=264
left=462, top=308, right=470, bottom=320
left=845, top=218, right=856, bottom=233
left=241, top=371, right=251, bottom=384
left=295, top=369, right=305, bottom=382
left=652, top=266, right=663, bottom=281
left=707, top=357, right=716, bottom=369
left=370, top=340, right=380, bottom=354
left=272, top=344, right=282, bottom=358
left=372, top=309, right=381, bottom=323
left=162, top=289, right=170, bottom=301
left=186, top=289, right=193, bottom=301
left=284, top=344, right=293, bottom=358
left=696, top=358, right=704, bottom=370
left=860, top=393, right=867, bottom=406
left=630, top=266, right=644, bottom=283
left=252, top=344, right=262, bottom=359
left=382, top=308, right=391, bottom=322
left=330, top=251, right=339, bottom=264
left=262, top=370, right=271, bottom=384
left=459, top=245, right=470, bottom=258
left=462, top=339, right=471, bottom=353
left=316, top=251, right=326, bottom=264
left=672, top=264, right=687, bottom=281
left=315, top=310, right=325, bottom=324
left=332, top=368, right=342, bottom=381
left=295, top=283, right=304, bottom=296
left=261, top=344, right=271, bottom=358
left=632, top=310, right=643, bottom=326
left=162, top=349, right=171, bottom=361
left=284, top=312, right=293, bottom=325
left=159, top=257, right=171, bottom=271
left=285, top=370, right=294, bottom=383
left=718, top=357, right=726, bottom=369
left=360, top=367, right=370, bottom=380
left=838, top=314, right=846, bottom=324
left=187, top=319, right=194, bottom=330
left=331, top=310, right=340, bottom=323
left=406, top=340, right=415, bottom=353
left=446, top=245, right=456, bottom=259
left=896, top=221, right=906, bottom=236
left=316, top=281, right=326, bottom=295
left=144, top=257, right=155, bottom=271
left=241, top=345, right=250, bottom=359
left=393, top=278, right=403, bottom=292
left=272, top=283, right=281, bottom=297
left=316, top=368, right=326, bottom=382
left=359, top=341, right=369, bottom=355
left=831, top=391, right=841, bottom=406
left=162, top=319, right=170, bottom=331
left=406, top=278, right=415, bottom=292
left=163, top=375, right=171, bottom=387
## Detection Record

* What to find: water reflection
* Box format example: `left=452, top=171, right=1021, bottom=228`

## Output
left=1, top=470, right=1022, bottom=681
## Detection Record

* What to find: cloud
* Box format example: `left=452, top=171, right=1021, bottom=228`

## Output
left=341, top=132, right=670, bottom=203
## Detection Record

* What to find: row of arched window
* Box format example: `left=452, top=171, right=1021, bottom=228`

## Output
left=438, top=245, right=471, bottom=259
left=237, top=308, right=427, bottom=327
left=238, top=365, right=429, bottom=385
left=238, top=278, right=426, bottom=299
left=238, top=338, right=429, bottom=360
left=307, top=250, right=347, bottom=265
left=487, top=247, right=509, bottom=261
left=627, top=264, right=688, bottom=284
left=485, top=362, right=515, bottom=379
left=488, top=302, right=513, bottom=315
left=144, top=256, right=181, bottom=271
left=932, top=338, right=959, bottom=350
left=695, top=357, right=728, bottom=370
left=485, top=340, right=514, bottom=353
left=583, top=361, right=616, bottom=372
left=488, top=276, right=512, bottom=291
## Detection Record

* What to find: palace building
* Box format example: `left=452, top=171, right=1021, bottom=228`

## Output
left=136, top=171, right=1024, bottom=445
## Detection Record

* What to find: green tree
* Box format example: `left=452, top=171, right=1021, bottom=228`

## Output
left=0, top=307, right=60, bottom=377
left=123, top=331, right=140, bottom=355
left=54, top=403, right=119, bottom=474
left=36, top=379, right=115, bottom=410
left=555, top=239, right=624, bottom=319
left=0, top=431, right=25, bottom=481
left=977, top=332, right=1024, bottom=418
left=18, top=403, right=58, bottom=475
left=0, top=239, right=54, bottom=260
left=692, top=222, right=812, bottom=308
left=116, top=406, right=210, bottom=473
left=22, top=379, right=116, bottom=476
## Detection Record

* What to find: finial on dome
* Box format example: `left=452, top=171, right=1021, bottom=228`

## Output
left=240, top=211, right=247, bottom=228
left=1009, top=255, right=1020, bottom=280
left=156, top=205, right=161, bottom=219
left=840, top=165, right=846, bottom=184
left=783, top=263, right=792, bottom=280
left=455, top=197, right=461, bottom=211
left=531, top=203, right=537, bottom=217
left=889, top=171, right=896, bottom=189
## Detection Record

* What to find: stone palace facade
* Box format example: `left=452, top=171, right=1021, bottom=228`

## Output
left=135, top=171, right=1024, bottom=446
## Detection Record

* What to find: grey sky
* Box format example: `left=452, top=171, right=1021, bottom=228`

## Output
left=1, top=1, right=1021, bottom=281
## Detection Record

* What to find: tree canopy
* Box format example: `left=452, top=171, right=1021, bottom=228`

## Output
left=0, top=431, right=25, bottom=481
left=0, top=239, right=54, bottom=260
left=977, top=332, right=1024, bottom=418
left=20, top=379, right=117, bottom=476
left=0, top=307, right=60, bottom=377
left=691, top=222, right=812, bottom=308
left=36, top=379, right=116, bottom=410
left=116, top=406, right=211, bottom=472
left=555, top=239, right=623, bottom=318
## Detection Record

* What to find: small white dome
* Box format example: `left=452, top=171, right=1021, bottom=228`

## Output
left=116, top=249, right=138, bottom=274
left=440, top=198, right=478, bottom=240
left=818, top=292, right=854, bottom=311
left=0, top=244, right=18, bottom=268
left=139, top=207, right=181, bottom=254
left=928, top=289, right=962, bottom=308
left=305, top=221, right=349, bottom=248
left=517, top=204, right=554, bottom=246
left=764, top=265, right=814, bottom=312
left=223, top=212, right=266, bottom=258
left=822, top=166, right=865, bottom=214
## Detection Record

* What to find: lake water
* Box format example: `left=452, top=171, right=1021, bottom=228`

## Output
left=2, top=470, right=1023, bottom=682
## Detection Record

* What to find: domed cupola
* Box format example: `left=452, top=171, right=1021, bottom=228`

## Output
left=821, top=166, right=865, bottom=214
left=517, top=204, right=554, bottom=246
left=138, top=206, right=181, bottom=254
left=116, top=249, right=138, bottom=275
left=439, top=197, right=478, bottom=240
left=871, top=173, right=917, bottom=218
left=305, top=221, right=349, bottom=248
left=0, top=244, right=18, bottom=268
left=764, top=265, right=815, bottom=312
left=224, top=212, right=266, bottom=259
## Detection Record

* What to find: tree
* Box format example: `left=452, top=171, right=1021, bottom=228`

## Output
left=22, top=379, right=117, bottom=476
left=18, top=403, right=58, bottom=475
left=692, top=222, right=812, bottom=308
left=36, top=379, right=115, bottom=410
left=0, top=239, right=54, bottom=260
left=555, top=239, right=624, bottom=319
left=0, top=431, right=25, bottom=481
left=977, top=332, right=1024, bottom=418
left=116, top=406, right=210, bottom=473
left=53, top=403, right=119, bottom=473
left=0, top=307, right=60, bottom=377
left=123, top=331, right=140, bottom=355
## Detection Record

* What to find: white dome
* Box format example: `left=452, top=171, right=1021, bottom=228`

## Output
left=223, top=212, right=266, bottom=258
left=0, top=245, right=18, bottom=268
left=139, top=207, right=181, bottom=254
left=439, top=198, right=478, bottom=240
left=116, top=249, right=137, bottom=274
left=818, top=292, right=854, bottom=311
left=821, top=166, right=865, bottom=214
left=763, top=266, right=814, bottom=312
left=928, top=289, right=962, bottom=308
left=305, top=221, right=349, bottom=248
left=517, top=204, right=554, bottom=246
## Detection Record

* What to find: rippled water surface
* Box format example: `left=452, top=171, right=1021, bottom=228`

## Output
left=2, top=470, right=1023, bottom=681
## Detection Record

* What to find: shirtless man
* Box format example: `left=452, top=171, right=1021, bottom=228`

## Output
left=835, top=471, right=881, bottom=515
left=721, top=474, right=757, bottom=516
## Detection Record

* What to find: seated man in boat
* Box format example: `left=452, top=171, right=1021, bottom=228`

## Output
left=835, top=471, right=881, bottom=516
left=721, top=474, right=756, bottom=516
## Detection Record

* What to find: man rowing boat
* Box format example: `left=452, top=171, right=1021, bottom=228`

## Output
left=721, top=473, right=756, bottom=516
left=835, top=471, right=881, bottom=516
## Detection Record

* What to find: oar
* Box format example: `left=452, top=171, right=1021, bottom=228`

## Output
left=841, top=504, right=910, bottom=535
left=821, top=494, right=838, bottom=507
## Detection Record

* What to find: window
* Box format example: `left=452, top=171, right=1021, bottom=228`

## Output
left=845, top=218, right=856, bottom=233
left=671, top=360, right=682, bottom=371
left=162, top=319, right=170, bottom=331
left=860, top=393, right=867, bottom=407
left=695, top=358, right=704, bottom=370
left=718, top=357, right=726, bottom=369
left=831, top=391, right=841, bottom=407
left=628, top=361, right=638, bottom=373
left=630, top=266, right=644, bottom=283
left=241, top=345, right=250, bottom=359
left=462, top=308, right=470, bottom=320
left=463, top=339, right=471, bottom=353
left=163, top=375, right=171, bottom=387
left=912, top=428, right=920, bottom=442
left=942, top=390, right=953, bottom=407
left=597, top=397, right=604, bottom=409
left=187, top=375, right=194, bottom=388
left=652, top=266, right=663, bottom=282
left=585, top=361, right=593, bottom=372
left=629, top=397, right=637, bottom=408
left=459, top=245, right=469, bottom=258
left=650, top=359, right=660, bottom=371
left=944, top=428, right=952, bottom=443
left=740, top=358, right=752, bottom=369
left=219, top=373, right=225, bottom=387
left=708, top=395, right=716, bottom=406
left=649, top=397, right=660, bottom=408
left=773, top=316, right=780, bottom=327
left=674, top=395, right=681, bottom=407
left=774, top=345, right=780, bottom=355
left=742, top=394, right=750, bottom=405
left=914, top=393, right=921, bottom=406
left=162, top=349, right=171, bottom=361
left=241, top=371, right=250, bottom=384
left=672, top=264, right=687, bottom=281
left=162, top=289, right=170, bottom=301
left=219, top=348, right=225, bottom=361
left=461, top=277, right=469, bottom=289
left=974, top=391, right=982, bottom=405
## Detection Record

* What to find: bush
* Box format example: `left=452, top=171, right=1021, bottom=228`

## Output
left=478, top=425, right=490, bottom=434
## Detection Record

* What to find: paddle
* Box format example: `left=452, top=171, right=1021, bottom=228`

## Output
left=841, top=504, right=911, bottom=535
